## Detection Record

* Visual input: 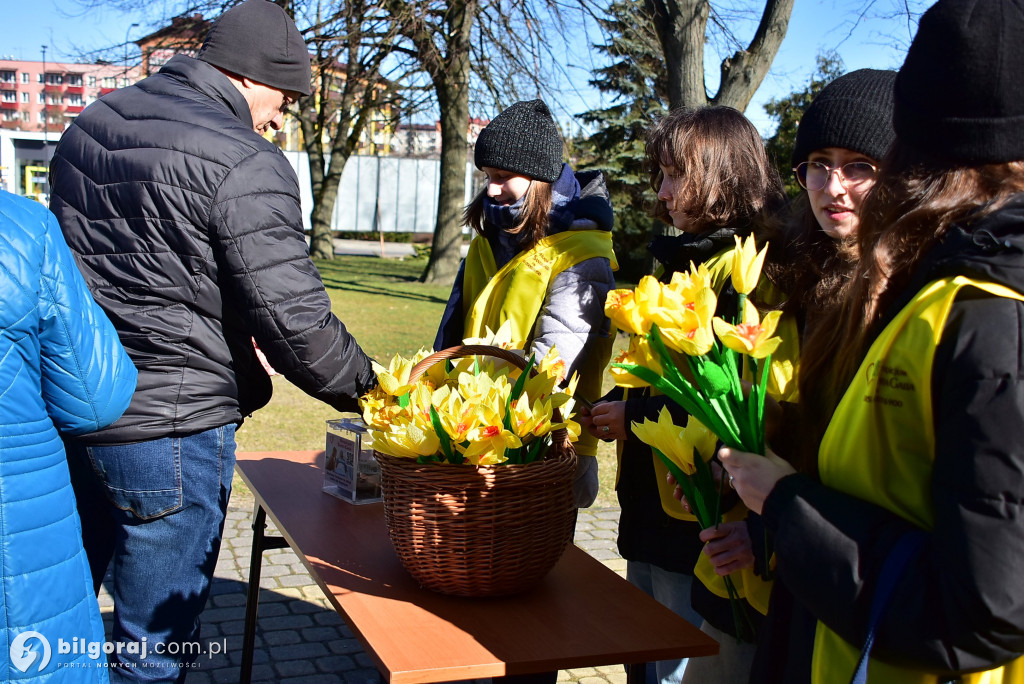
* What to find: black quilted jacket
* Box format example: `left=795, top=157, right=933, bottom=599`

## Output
left=49, top=55, right=376, bottom=444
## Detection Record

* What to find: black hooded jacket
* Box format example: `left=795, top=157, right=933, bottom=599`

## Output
left=49, top=55, right=376, bottom=444
left=754, top=194, right=1024, bottom=681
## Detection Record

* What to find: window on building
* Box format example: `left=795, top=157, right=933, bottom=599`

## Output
left=20, top=92, right=28, bottom=103
left=102, top=76, right=116, bottom=89
left=38, top=111, right=45, bottom=123
left=88, top=75, right=96, bottom=87
left=0, top=71, right=15, bottom=84
left=37, top=92, right=45, bottom=104
left=1, top=91, right=16, bottom=103
left=22, top=111, right=29, bottom=121
left=67, top=74, right=82, bottom=87
left=21, top=72, right=29, bottom=84
left=66, top=93, right=82, bottom=106
left=38, top=73, right=44, bottom=84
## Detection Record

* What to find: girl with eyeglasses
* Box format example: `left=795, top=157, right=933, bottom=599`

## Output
left=689, top=70, right=896, bottom=681
left=721, top=1, right=1024, bottom=681
left=775, top=69, right=897, bottom=337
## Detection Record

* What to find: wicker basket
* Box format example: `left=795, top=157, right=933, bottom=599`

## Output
left=376, top=344, right=578, bottom=598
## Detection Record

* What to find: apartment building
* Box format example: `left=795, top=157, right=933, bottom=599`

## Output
left=0, top=57, right=138, bottom=133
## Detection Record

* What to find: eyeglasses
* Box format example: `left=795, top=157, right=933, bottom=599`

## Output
left=794, top=161, right=878, bottom=191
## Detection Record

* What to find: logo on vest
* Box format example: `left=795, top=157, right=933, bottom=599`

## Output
left=864, top=362, right=915, bottom=407
left=10, top=631, right=52, bottom=673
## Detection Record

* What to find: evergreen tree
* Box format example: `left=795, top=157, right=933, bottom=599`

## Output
left=576, top=0, right=667, bottom=281
left=763, top=52, right=844, bottom=196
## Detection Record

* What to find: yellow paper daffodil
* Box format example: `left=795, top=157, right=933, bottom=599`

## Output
left=610, top=335, right=660, bottom=388
left=462, top=423, right=522, bottom=466
left=713, top=301, right=783, bottom=359
left=536, top=345, right=567, bottom=383
left=658, top=285, right=717, bottom=357
left=509, top=395, right=556, bottom=440
left=368, top=416, right=441, bottom=460
left=667, top=262, right=714, bottom=300
left=605, top=288, right=649, bottom=336
left=731, top=235, right=768, bottom=296
left=631, top=406, right=714, bottom=475
left=463, top=320, right=521, bottom=349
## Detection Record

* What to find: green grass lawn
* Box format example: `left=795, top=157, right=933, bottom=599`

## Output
left=235, top=253, right=626, bottom=509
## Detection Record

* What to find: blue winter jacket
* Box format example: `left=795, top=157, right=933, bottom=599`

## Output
left=0, top=191, right=136, bottom=682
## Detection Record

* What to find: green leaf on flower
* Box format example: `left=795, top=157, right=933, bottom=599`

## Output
left=652, top=448, right=712, bottom=529
left=429, top=405, right=455, bottom=463
left=693, top=360, right=731, bottom=399
left=509, top=354, right=535, bottom=403
left=524, top=436, right=548, bottom=464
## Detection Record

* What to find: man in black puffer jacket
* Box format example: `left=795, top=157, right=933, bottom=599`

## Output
left=48, top=1, right=375, bottom=680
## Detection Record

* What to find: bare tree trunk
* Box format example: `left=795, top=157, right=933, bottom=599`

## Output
left=396, top=0, right=476, bottom=285
left=301, top=97, right=335, bottom=259
left=714, top=0, right=795, bottom=110
left=421, top=78, right=471, bottom=284
left=309, top=171, right=338, bottom=258
left=646, top=0, right=710, bottom=110
left=645, top=0, right=795, bottom=111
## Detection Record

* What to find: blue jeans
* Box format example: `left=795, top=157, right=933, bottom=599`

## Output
left=626, top=561, right=703, bottom=684
left=66, top=425, right=236, bottom=683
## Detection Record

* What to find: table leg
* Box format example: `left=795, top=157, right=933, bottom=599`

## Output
left=241, top=503, right=290, bottom=684
left=625, top=663, right=646, bottom=684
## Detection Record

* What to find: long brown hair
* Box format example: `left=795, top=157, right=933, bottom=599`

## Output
left=797, top=143, right=1024, bottom=473
left=463, top=180, right=554, bottom=249
left=645, top=106, right=786, bottom=233
left=772, top=192, right=859, bottom=328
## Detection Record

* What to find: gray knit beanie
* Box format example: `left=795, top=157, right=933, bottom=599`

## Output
left=198, top=0, right=312, bottom=96
left=475, top=100, right=564, bottom=182
left=894, top=0, right=1024, bottom=165
left=792, top=69, right=897, bottom=167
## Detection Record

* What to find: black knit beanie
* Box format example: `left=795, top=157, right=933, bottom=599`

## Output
left=474, top=100, right=564, bottom=182
left=791, top=69, right=897, bottom=167
left=894, top=0, right=1024, bottom=165
left=198, top=0, right=312, bottom=96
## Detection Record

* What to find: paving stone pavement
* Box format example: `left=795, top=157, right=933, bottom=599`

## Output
left=97, top=478, right=630, bottom=684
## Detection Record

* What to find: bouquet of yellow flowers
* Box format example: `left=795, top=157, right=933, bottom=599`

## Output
left=607, top=235, right=781, bottom=641
left=606, top=235, right=780, bottom=455
left=359, top=343, right=580, bottom=466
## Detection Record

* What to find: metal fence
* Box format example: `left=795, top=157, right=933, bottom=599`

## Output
left=282, top=152, right=478, bottom=234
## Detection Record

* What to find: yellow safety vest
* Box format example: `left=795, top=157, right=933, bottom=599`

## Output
left=814, top=276, right=1024, bottom=684
left=462, top=230, right=618, bottom=457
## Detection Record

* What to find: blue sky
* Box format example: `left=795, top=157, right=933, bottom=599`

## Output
left=3, top=0, right=926, bottom=136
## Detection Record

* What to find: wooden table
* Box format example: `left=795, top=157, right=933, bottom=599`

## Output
left=235, top=450, right=718, bottom=684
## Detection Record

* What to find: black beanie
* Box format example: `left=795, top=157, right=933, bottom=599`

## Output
left=791, top=69, right=897, bottom=167
left=198, top=0, right=312, bottom=96
left=894, top=0, right=1024, bottom=165
left=474, top=100, right=564, bottom=182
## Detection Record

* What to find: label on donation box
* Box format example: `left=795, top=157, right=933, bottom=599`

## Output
left=324, top=417, right=382, bottom=504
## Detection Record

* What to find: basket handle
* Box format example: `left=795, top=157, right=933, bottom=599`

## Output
left=408, top=344, right=529, bottom=383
